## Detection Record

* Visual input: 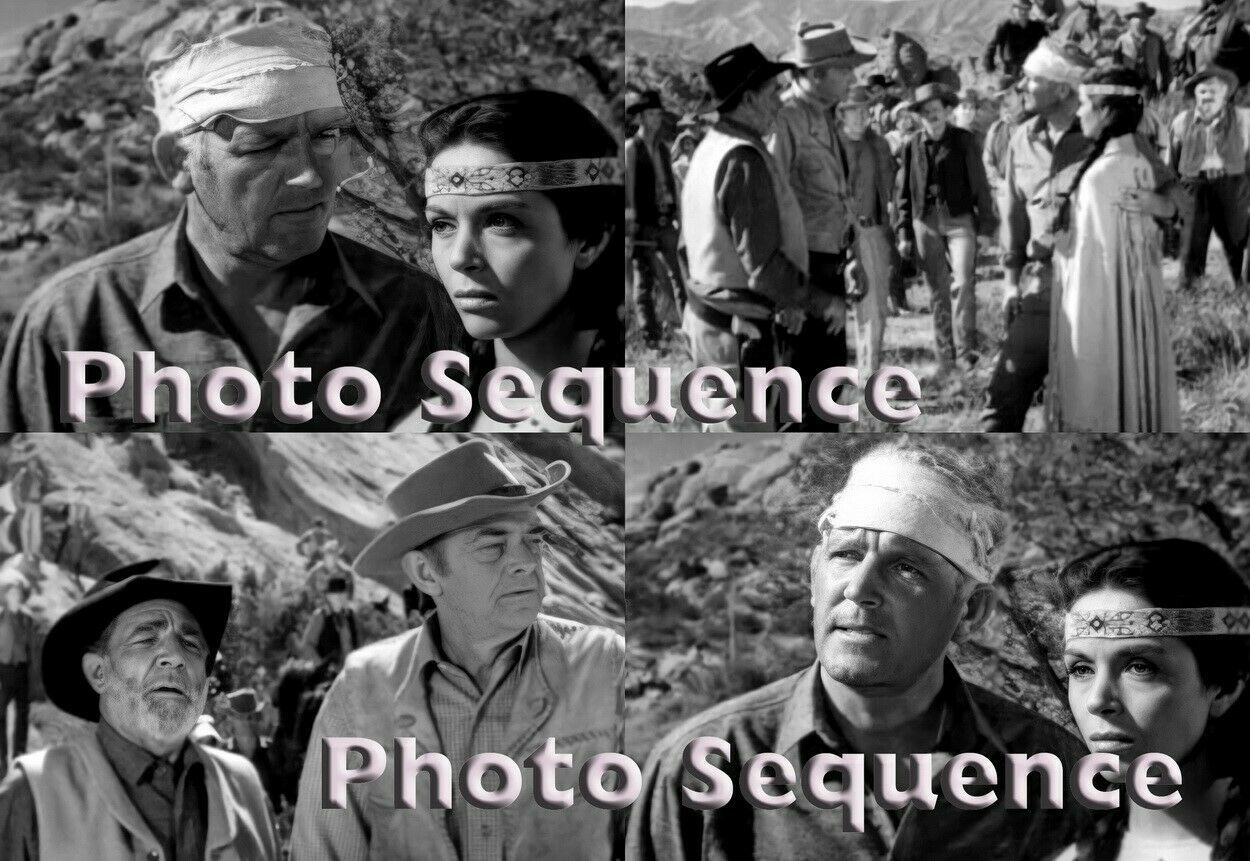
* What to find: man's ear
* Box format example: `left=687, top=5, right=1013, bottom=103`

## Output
left=953, top=582, right=996, bottom=644
left=82, top=651, right=108, bottom=695
left=573, top=226, right=614, bottom=271
left=152, top=131, right=195, bottom=196
left=401, top=550, right=443, bottom=602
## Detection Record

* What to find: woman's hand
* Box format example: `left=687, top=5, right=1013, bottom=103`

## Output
left=1119, top=188, right=1177, bottom=220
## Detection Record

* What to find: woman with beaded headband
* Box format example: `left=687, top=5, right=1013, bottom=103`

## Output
left=1050, top=65, right=1183, bottom=432
left=1051, top=539, right=1250, bottom=860
left=392, top=90, right=624, bottom=433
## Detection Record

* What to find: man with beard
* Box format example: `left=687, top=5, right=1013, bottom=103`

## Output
left=981, top=40, right=1094, bottom=431
left=0, top=560, right=278, bottom=859
left=0, top=4, right=457, bottom=431
left=627, top=441, right=1088, bottom=860
left=292, top=439, right=624, bottom=859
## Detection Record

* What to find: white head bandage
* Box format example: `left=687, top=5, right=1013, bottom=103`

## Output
left=148, top=17, right=345, bottom=134
left=817, top=453, right=1007, bottom=583
left=1022, top=40, right=1091, bottom=87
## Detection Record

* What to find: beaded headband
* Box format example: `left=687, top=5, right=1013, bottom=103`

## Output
left=1065, top=607, right=1250, bottom=640
left=1079, top=84, right=1142, bottom=98
left=424, top=157, right=622, bottom=197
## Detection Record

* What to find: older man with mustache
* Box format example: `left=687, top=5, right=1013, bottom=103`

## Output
left=628, top=441, right=1090, bottom=861
left=0, top=560, right=278, bottom=860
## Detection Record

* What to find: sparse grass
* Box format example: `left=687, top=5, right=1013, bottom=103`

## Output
left=626, top=240, right=1250, bottom=432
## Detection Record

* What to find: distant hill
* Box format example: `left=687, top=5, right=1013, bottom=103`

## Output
left=626, top=0, right=1197, bottom=63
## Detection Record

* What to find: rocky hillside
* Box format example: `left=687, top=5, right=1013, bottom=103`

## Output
left=625, top=434, right=1250, bottom=759
left=1, top=433, right=624, bottom=634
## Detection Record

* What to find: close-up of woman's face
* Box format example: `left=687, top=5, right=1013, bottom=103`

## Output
left=425, top=141, right=582, bottom=340
left=1064, top=586, right=1221, bottom=772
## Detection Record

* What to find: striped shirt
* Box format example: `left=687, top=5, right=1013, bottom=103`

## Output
left=419, top=617, right=534, bottom=861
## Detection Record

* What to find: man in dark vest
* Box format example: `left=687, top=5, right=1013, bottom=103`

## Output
left=626, top=90, right=686, bottom=347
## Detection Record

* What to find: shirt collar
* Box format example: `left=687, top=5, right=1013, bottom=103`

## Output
left=139, top=205, right=383, bottom=318
left=96, top=717, right=198, bottom=788
left=715, top=117, right=768, bottom=149
left=1028, top=114, right=1082, bottom=143
left=775, top=658, right=1009, bottom=758
left=413, top=612, right=536, bottom=683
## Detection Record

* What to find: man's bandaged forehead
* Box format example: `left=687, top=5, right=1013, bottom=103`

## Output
left=818, top=454, right=1006, bottom=584
left=149, top=17, right=345, bottom=135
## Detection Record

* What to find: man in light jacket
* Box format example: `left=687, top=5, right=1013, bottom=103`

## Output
left=292, top=440, right=625, bottom=859
left=0, top=560, right=279, bottom=860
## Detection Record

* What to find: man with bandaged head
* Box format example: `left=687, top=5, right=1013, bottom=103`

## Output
left=0, top=3, right=457, bottom=431
left=628, top=441, right=1089, bottom=860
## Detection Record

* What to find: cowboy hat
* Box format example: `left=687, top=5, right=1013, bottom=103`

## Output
left=626, top=89, right=664, bottom=116
left=353, top=440, right=570, bottom=594
left=702, top=43, right=794, bottom=112
left=225, top=687, right=267, bottom=716
left=1185, top=65, right=1240, bottom=97
left=1125, top=2, right=1156, bottom=19
left=837, top=84, right=874, bottom=110
left=784, top=22, right=876, bottom=69
left=42, top=559, right=233, bottom=722
left=905, top=82, right=958, bottom=112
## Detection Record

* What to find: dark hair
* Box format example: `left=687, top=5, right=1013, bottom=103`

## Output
left=418, top=90, right=623, bottom=333
left=1055, top=66, right=1145, bottom=234
left=1057, top=539, right=1250, bottom=860
left=719, top=75, right=774, bottom=114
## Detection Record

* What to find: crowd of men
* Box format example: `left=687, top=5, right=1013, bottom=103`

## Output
left=627, top=0, right=1250, bottom=431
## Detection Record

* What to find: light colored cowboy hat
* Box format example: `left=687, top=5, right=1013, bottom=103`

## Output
left=353, top=440, right=570, bottom=593
left=837, top=84, right=874, bottom=110
left=784, top=22, right=876, bottom=69
left=1185, top=65, right=1240, bottom=97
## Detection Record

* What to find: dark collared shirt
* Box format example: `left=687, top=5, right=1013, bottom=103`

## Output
left=0, top=207, right=461, bottom=431
left=0, top=720, right=208, bottom=860
left=627, top=661, right=1090, bottom=861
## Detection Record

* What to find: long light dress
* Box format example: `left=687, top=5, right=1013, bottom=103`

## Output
left=1049, top=133, right=1181, bottom=431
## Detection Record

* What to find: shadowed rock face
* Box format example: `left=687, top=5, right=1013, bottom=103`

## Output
left=0, top=433, right=624, bottom=633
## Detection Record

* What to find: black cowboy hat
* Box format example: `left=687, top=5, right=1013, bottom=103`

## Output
left=42, top=560, right=233, bottom=722
left=905, top=82, right=959, bottom=112
left=626, top=89, right=664, bottom=115
left=1185, top=65, right=1240, bottom=97
left=1125, top=2, right=1156, bottom=19
left=703, top=43, right=794, bottom=112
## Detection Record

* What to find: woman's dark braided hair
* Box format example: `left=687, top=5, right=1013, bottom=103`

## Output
left=1054, top=66, right=1146, bottom=234
left=1055, top=539, right=1250, bottom=861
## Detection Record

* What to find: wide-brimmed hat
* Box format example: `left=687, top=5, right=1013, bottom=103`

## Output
left=1011, top=0, right=1033, bottom=9
left=626, top=89, right=664, bottom=116
left=865, top=73, right=889, bottom=89
left=1185, top=65, right=1239, bottom=97
left=784, top=22, right=876, bottom=69
left=353, top=440, right=570, bottom=593
left=906, top=82, right=958, bottom=112
left=837, top=85, right=874, bottom=110
left=1125, top=2, right=1156, bottom=19
left=703, top=43, right=794, bottom=111
left=225, top=687, right=266, bottom=716
left=42, top=560, right=233, bottom=723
